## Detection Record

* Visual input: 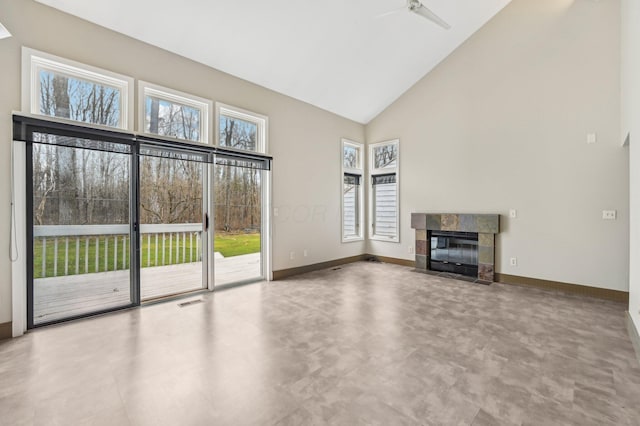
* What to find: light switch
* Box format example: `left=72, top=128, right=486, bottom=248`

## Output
left=587, top=133, right=597, bottom=144
left=509, top=209, right=517, bottom=218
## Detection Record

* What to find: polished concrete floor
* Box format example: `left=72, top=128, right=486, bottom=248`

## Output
left=1, top=261, right=639, bottom=425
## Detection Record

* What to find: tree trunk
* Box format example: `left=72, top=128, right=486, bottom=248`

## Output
left=51, top=76, right=75, bottom=224
left=149, top=97, right=160, bottom=134
left=52, top=76, right=70, bottom=119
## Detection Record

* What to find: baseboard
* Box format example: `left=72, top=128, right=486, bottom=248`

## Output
left=627, top=312, right=640, bottom=367
left=273, top=259, right=626, bottom=305
left=0, top=322, right=12, bottom=340
left=272, top=254, right=415, bottom=280
left=273, top=255, right=368, bottom=280
left=495, top=273, right=629, bottom=303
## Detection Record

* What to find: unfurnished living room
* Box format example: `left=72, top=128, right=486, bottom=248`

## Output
left=1, top=0, right=640, bottom=425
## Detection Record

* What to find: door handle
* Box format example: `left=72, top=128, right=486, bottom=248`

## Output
left=204, top=213, right=209, bottom=232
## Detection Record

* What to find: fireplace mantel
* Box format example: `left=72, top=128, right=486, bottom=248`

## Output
left=411, top=213, right=500, bottom=283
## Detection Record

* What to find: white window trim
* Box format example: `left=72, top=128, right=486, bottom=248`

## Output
left=138, top=81, right=212, bottom=144
left=369, top=139, right=400, bottom=243
left=21, top=47, right=134, bottom=130
left=215, top=102, right=268, bottom=154
left=342, top=138, right=364, bottom=243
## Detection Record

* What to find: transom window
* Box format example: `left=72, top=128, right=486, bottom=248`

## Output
left=24, top=48, right=133, bottom=130
left=370, top=139, right=399, bottom=242
left=139, top=81, right=211, bottom=143
left=216, top=103, right=267, bottom=153
left=342, top=139, right=364, bottom=242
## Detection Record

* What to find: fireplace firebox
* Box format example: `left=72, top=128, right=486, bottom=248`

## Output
left=429, top=231, right=478, bottom=277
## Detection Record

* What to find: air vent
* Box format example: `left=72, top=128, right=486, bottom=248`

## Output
left=178, top=299, right=203, bottom=308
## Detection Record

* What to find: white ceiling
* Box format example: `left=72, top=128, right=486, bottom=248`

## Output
left=35, top=0, right=512, bottom=124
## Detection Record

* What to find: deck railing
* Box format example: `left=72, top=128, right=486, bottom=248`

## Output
left=33, top=223, right=203, bottom=279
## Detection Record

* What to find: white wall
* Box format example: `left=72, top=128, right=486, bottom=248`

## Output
left=366, top=0, right=628, bottom=291
left=0, top=0, right=365, bottom=325
left=622, top=0, right=640, bottom=329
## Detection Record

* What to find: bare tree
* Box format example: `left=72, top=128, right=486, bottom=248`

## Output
left=34, top=72, right=128, bottom=226
left=34, top=74, right=261, bottom=234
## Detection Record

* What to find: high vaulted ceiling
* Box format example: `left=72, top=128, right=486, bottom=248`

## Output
left=36, top=0, right=512, bottom=123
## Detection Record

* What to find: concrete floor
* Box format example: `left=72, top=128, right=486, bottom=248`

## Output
left=1, top=261, right=639, bottom=425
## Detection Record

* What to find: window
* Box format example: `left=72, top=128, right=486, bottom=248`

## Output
left=370, top=139, right=399, bottom=242
left=139, top=81, right=211, bottom=143
left=23, top=48, right=133, bottom=130
left=342, top=139, right=364, bottom=242
left=216, top=103, right=267, bottom=153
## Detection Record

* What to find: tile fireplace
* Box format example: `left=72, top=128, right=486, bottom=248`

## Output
left=411, top=213, right=500, bottom=283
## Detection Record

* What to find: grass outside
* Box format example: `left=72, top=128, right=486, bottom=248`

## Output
left=214, top=232, right=261, bottom=257
left=34, top=232, right=260, bottom=279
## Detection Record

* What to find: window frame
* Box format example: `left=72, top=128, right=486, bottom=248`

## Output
left=369, top=139, right=400, bottom=243
left=22, top=47, right=134, bottom=130
left=215, top=102, right=268, bottom=154
left=341, top=139, right=364, bottom=243
left=138, top=81, right=212, bottom=144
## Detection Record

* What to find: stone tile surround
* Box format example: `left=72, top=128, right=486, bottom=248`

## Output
left=411, top=213, right=500, bottom=283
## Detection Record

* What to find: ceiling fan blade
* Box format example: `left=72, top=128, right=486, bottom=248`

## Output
left=375, top=5, right=407, bottom=19
left=411, top=3, right=451, bottom=29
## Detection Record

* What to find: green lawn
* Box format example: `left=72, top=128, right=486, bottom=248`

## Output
left=34, top=232, right=260, bottom=279
left=214, top=233, right=261, bottom=257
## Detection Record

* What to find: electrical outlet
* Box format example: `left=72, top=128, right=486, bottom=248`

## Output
left=509, top=209, right=517, bottom=218
left=602, top=210, right=617, bottom=220
left=303, top=249, right=308, bottom=257
left=273, top=208, right=279, bottom=217
left=510, top=257, right=517, bottom=266
left=408, top=246, right=414, bottom=254
left=289, top=251, right=295, bottom=260
left=587, top=133, right=597, bottom=144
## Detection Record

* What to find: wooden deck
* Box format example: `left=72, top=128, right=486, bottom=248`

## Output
left=34, top=253, right=262, bottom=324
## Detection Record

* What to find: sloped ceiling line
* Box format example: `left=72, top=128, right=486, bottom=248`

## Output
left=35, top=0, right=512, bottom=124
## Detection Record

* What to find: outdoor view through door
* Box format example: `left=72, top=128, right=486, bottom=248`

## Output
left=19, top=114, right=271, bottom=327
left=30, top=136, right=134, bottom=325
left=139, top=153, right=207, bottom=300
left=214, top=112, right=263, bottom=286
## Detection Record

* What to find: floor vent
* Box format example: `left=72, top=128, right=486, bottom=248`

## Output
left=332, top=267, right=342, bottom=271
left=178, top=299, right=203, bottom=308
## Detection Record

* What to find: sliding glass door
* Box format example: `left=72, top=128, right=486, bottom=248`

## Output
left=29, top=134, right=134, bottom=326
left=138, top=146, right=208, bottom=300
left=213, top=162, right=262, bottom=286
left=18, top=114, right=271, bottom=328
